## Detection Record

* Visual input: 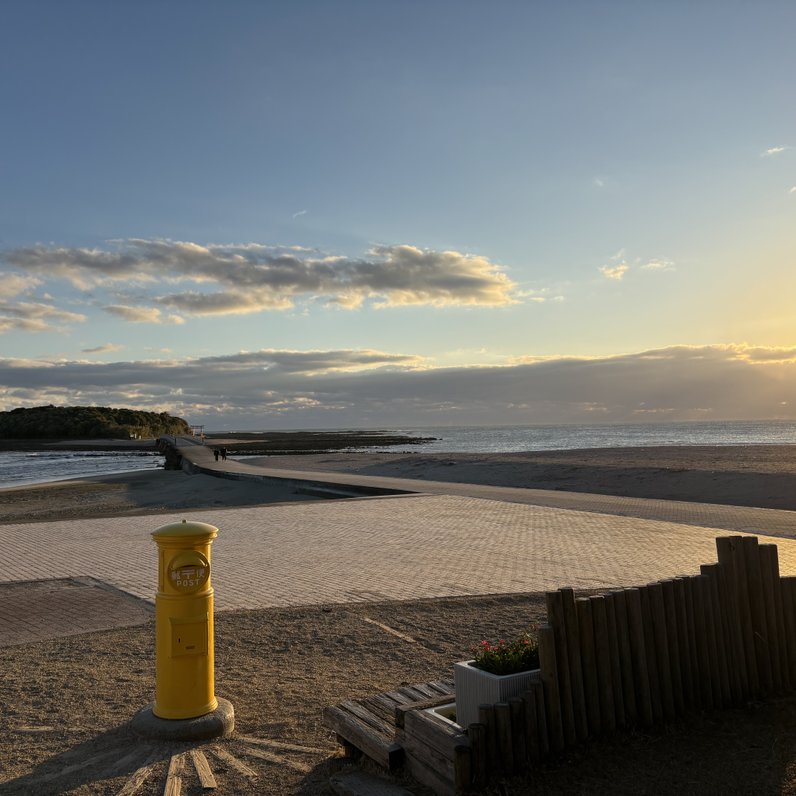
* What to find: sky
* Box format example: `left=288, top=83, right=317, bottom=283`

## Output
left=1, top=0, right=795, bottom=429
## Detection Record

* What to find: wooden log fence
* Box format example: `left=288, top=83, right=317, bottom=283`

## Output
left=443, top=535, right=796, bottom=793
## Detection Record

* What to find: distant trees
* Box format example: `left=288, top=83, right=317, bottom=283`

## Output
left=0, top=405, right=192, bottom=439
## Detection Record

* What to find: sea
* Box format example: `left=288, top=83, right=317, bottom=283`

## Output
left=0, top=450, right=163, bottom=490
left=1, top=420, right=795, bottom=490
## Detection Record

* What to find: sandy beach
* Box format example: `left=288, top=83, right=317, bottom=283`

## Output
left=6, top=591, right=796, bottom=795
left=2, top=444, right=796, bottom=523
left=245, top=444, right=796, bottom=510
left=0, top=469, right=320, bottom=524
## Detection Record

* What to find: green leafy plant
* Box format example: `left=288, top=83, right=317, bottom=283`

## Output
left=470, top=628, right=539, bottom=675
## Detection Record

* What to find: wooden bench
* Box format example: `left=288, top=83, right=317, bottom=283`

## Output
left=322, top=679, right=455, bottom=770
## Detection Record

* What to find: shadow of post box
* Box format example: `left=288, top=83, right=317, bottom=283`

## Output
left=152, top=519, right=218, bottom=719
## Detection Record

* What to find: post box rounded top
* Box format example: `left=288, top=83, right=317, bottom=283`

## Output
left=152, top=519, right=218, bottom=539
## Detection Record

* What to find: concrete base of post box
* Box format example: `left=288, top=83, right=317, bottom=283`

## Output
left=130, top=697, right=235, bottom=741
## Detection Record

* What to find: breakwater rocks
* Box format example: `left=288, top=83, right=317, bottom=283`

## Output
left=203, top=430, right=436, bottom=455
left=155, top=437, right=183, bottom=470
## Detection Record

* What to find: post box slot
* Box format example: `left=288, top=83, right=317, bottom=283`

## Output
left=170, top=613, right=208, bottom=657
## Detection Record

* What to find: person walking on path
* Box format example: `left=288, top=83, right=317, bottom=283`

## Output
left=220, top=448, right=227, bottom=461
left=213, top=449, right=219, bottom=461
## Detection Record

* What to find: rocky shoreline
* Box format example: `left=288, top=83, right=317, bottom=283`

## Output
left=0, top=429, right=435, bottom=455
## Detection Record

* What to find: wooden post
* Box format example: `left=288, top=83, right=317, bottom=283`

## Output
left=672, top=577, right=694, bottom=709
left=715, top=554, right=745, bottom=704
left=559, top=587, right=589, bottom=743
left=532, top=681, right=550, bottom=758
left=478, top=704, right=498, bottom=772
left=612, top=589, right=637, bottom=724
left=699, top=572, right=723, bottom=707
left=735, top=536, right=760, bottom=696
left=626, top=588, right=653, bottom=727
left=759, top=545, right=783, bottom=692
left=782, top=577, right=796, bottom=688
left=715, top=535, right=754, bottom=698
left=758, top=544, right=790, bottom=693
left=661, top=579, right=685, bottom=715
left=773, top=548, right=791, bottom=693
left=649, top=582, right=675, bottom=721
left=701, top=564, right=732, bottom=707
left=711, top=563, right=734, bottom=706
left=523, top=689, right=539, bottom=764
left=538, top=624, right=565, bottom=752
left=468, top=723, right=488, bottom=789
left=510, top=697, right=527, bottom=767
left=576, top=597, right=601, bottom=736
left=495, top=702, right=514, bottom=773
left=691, top=575, right=714, bottom=709
left=742, top=536, right=773, bottom=695
left=680, top=576, right=702, bottom=708
left=640, top=586, right=663, bottom=723
left=604, top=592, right=626, bottom=727
left=546, top=590, right=577, bottom=747
left=590, top=595, right=616, bottom=733
left=454, top=744, right=472, bottom=792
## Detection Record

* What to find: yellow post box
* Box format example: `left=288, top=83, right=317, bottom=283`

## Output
left=152, top=519, right=218, bottom=719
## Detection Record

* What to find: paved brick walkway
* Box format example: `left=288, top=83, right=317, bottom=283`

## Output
left=0, top=578, right=152, bottom=647
left=4, top=444, right=796, bottom=644
left=4, top=493, right=796, bottom=615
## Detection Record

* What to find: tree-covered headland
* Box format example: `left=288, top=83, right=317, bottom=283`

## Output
left=0, top=405, right=191, bottom=440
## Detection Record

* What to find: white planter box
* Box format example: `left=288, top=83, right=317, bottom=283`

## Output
left=425, top=701, right=460, bottom=729
left=453, top=660, right=540, bottom=730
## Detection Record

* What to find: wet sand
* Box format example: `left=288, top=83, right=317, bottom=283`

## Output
left=247, top=444, right=796, bottom=511
left=0, top=469, right=319, bottom=524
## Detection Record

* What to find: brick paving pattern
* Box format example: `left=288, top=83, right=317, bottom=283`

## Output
left=0, top=578, right=152, bottom=647
left=4, top=445, right=796, bottom=643
left=3, top=493, right=796, bottom=615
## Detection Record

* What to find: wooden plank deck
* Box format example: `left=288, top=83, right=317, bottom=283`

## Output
left=322, top=679, right=455, bottom=770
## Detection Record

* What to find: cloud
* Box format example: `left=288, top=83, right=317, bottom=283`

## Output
left=1, top=239, right=520, bottom=319
left=0, top=302, right=86, bottom=333
left=0, top=274, right=40, bottom=299
left=790, top=186, right=796, bottom=194
left=1, top=343, right=794, bottom=427
left=102, top=305, right=185, bottom=324
left=156, top=290, right=293, bottom=315
left=292, top=210, right=307, bottom=219
left=599, top=251, right=675, bottom=280
left=81, top=343, right=125, bottom=354
left=727, top=344, right=796, bottom=364
left=762, top=146, right=788, bottom=156
left=103, top=305, right=164, bottom=323
left=640, top=258, right=675, bottom=271
left=599, top=263, right=629, bottom=280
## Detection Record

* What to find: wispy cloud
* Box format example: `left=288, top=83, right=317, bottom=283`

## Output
left=762, top=145, right=789, bottom=157
left=102, top=305, right=184, bottom=324
left=1, top=239, right=520, bottom=323
left=0, top=302, right=86, bottom=334
left=0, top=273, right=40, bottom=299
left=292, top=209, right=307, bottom=219
left=599, top=251, right=675, bottom=280
left=790, top=186, right=796, bottom=194
left=640, top=258, right=675, bottom=271
left=599, top=263, right=629, bottom=280
left=82, top=343, right=125, bottom=354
